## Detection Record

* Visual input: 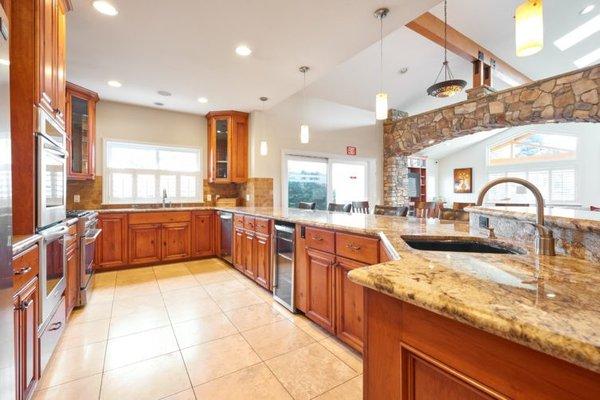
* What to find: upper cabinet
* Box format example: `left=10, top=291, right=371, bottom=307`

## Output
left=38, top=0, right=71, bottom=127
left=206, top=111, right=249, bottom=183
left=66, top=82, right=99, bottom=180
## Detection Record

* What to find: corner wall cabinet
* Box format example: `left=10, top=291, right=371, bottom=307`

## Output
left=66, top=82, right=99, bottom=180
left=206, top=111, right=249, bottom=183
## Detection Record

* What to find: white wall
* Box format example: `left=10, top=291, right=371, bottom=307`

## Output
left=95, top=101, right=206, bottom=177
left=248, top=93, right=383, bottom=207
left=434, top=123, right=600, bottom=207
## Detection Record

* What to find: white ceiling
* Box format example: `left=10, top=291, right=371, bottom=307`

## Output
left=414, top=128, right=508, bottom=159
left=67, top=0, right=439, bottom=114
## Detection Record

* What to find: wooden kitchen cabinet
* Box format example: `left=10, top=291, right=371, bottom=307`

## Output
left=255, top=233, right=271, bottom=290
left=162, top=222, right=191, bottom=261
left=305, top=248, right=336, bottom=333
left=206, top=111, right=249, bottom=183
left=191, top=211, right=214, bottom=257
left=65, top=240, right=79, bottom=317
left=231, top=214, right=273, bottom=290
left=96, top=213, right=128, bottom=269
left=233, top=227, right=244, bottom=272
left=242, top=230, right=256, bottom=279
left=335, top=257, right=365, bottom=353
left=13, top=276, right=40, bottom=400
left=66, top=82, right=99, bottom=180
left=129, top=224, right=162, bottom=265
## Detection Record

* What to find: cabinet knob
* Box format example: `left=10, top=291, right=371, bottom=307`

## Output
left=312, top=236, right=323, bottom=242
left=14, top=266, right=32, bottom=276
left=20, top=299, right=34, bottom=310
left=346, top=242, right=361, bottom=251
left=48, top=321, right=63, bottom=331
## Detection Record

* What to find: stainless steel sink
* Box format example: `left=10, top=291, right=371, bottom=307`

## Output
left=401, top=236, right=525, bottom=255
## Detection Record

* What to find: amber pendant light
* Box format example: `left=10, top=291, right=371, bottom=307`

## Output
left=515, top=0, right=544, bottom=57
left=374, top=8, right=389, bottom=120
left=299, top=66, right=310, bottom=144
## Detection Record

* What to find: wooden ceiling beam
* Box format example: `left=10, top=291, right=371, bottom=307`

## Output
left=406, top=12, right=532, bottom=86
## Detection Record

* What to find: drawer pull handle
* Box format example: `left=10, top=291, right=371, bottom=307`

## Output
left=49, top=322, right=63, bottom=331
left=20, top=299, right=34, bottom=310
left=346, top=243, right=361, bottom=251
left=312, top=236, right=323, bottom=242
left=14, top=266, right=32, bottom=276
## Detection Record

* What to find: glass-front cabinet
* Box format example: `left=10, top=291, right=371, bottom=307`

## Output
left=66, top=82, right=99, bottom=180
left=207, top=111, right=249, bottom=183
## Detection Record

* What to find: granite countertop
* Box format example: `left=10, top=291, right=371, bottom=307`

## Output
left=466, top=205, right=600, bottom=232
left=12, top=234, right=42, bottom=255
left=97, top=206, right=212, bottom=213
left=218, top=207, right=600, bottom=373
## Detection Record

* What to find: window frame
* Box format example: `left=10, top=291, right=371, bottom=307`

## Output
left=102, top=138, right=203, bottom=205
left=487, top=131, right=578, bottom=167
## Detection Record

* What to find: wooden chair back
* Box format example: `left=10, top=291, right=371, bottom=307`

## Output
left=351, top=201, right=370, bottom=214
left=298, top=202, right=316, bottom=210
left=328, top=203, right=351, bottom=212
left=374, top=205, right=408, bottom=217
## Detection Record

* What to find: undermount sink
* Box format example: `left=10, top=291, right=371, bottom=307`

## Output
left=401, top=236, right=525, bottom=255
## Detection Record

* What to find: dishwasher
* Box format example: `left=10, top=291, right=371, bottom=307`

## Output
left=273, top=221, right=296, bottom=312
left=217, top=211, right=233, bottom=264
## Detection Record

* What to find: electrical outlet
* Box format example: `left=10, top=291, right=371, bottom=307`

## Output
left=74, top=194, right=80, bottom=203
left=479, top=216, right=489, bottom=229
left=245, top=194, right=251, bottom=202
left=206, top=194, right=212, bottom=202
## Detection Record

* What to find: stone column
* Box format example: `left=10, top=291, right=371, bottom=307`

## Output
left=383, top=155, right=409, bottom=206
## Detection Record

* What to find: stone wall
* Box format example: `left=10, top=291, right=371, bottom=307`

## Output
left=383, top=64, right=600, bottom=205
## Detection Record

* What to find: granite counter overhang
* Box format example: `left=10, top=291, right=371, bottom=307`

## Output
left=90, top=206, right=599, bottom=372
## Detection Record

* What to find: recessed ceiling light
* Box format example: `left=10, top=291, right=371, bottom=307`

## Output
left=398, top=67, right=409, bottom=74
left=93, top=1, right=118, bottom=16
left=157, top=90, right=172, bottom=97
left=235, top=45, right=252, bottom=56
left=154, top=102, right=164, bottom=106
left=553, top=14, right=600, bottom=51
left=0, top=58, right=9, bottom=66
left=107, top=80, right=122, bottom=88
left=580, top=4, right=595, bottom=15
left=197, top=97, right=208, bottom=103
left=574, top=47, right=600, bottom=68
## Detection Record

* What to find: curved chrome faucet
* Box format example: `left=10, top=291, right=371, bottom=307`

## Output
left=476, top=177, right=556, bottom=256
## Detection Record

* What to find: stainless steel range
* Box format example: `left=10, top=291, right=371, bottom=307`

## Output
left=66, top=210, right=101, bottom=306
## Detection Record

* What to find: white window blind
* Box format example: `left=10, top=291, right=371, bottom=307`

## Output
left=104, top=140, right=202, bottom=204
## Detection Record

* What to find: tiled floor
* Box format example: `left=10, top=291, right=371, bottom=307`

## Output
left=33, top=258, right=363, bottom=400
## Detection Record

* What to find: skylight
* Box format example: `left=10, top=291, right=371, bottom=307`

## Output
left=574, top=47, right=600, bottom=68
left=553, top=14, right=600, bottom=51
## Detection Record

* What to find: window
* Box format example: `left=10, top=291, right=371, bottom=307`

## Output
left=488, top=132, right=577, bottom=166
left=486, top=169, right=576, bottom=204
left=104, top=140, right=202, bottom=204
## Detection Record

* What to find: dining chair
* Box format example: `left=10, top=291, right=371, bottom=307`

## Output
left=328, top=203, right=351, bottom=212
left=373, top=205, right=408, bottom=217
left=351, top=201, right=370, bottom=214
left=591, top=206, right=600, bottom=211
left=452, top=202, right=475, bottom=211
left=298, top=202, right=316, bottom=210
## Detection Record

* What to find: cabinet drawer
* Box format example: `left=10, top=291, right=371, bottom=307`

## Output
left=13, top=245, right=39, bottom=293
left=255, top=217, right=271, bottom=235
left=305, top=227, right=335, bottom=253
left=234, top=214, right=245, bottom=228
left=335, top=232, right=379, bottom=264
left=129, top=211, right=191, bottom=225
left=243, top=216, right=256, bottom=231
left=40, top=297, right=66, bottom=373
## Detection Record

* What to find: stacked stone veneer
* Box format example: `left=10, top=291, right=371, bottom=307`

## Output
left=383, top=64, right=600, bottom=205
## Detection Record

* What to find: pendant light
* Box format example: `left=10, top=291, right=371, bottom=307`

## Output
left=299, top=66, right=310, bottom=144
left=374, top=8, right=389, bottom=120
left=259, top=96, right=268, bottom=156
left=515, top=0, right=543, bottom=57
left=427, top=0, right=466, bottom=98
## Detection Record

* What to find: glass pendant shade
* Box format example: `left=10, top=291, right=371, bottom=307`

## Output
left=515, top=0, right=544, bottom=57
left=259, top=140, right=268, bottom=156
left=375, top=93, right=388, bottom=120
left=300, top=124, right=310, bottom=144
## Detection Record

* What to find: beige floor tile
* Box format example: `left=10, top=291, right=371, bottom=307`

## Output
left=225, top=303, right=286, bottom=331
left=241, top=319, right=314, bottom=360
left=116, top=266, right=155, bottom=279
left=161, top=285, right=210, bottom=303
left=114, top=280, right=161, bottom=299
left=164, top=296, right=222, bottom=323
left=314, top=375, right=362, bottom=400
left=202, top=279, right=247, bottom=297
left=158, top=274, right=201, bottom=292
left=111, top=293, right=166, bottom=318
left=88, top=287, right=115, bottom=305
left=57, top=319, right=110, bottom=351
left=211, top=289, right=265, bottom=312
left=163, top=389, right=196, bottom=400
left=38, top=342, right=106, bottom=389
left=192, top=269, right=239, bottom=285
left=33, top=374, right=102, bottom=400
left=193, top=363, right=292, bottom=400
left=94, top=271, right=117, bottom=288
left=181, top=334, right=261, bottom=385
left=292, top=315, right=331, bottom=341
left=266, top=343, right=357, bottom=400
left=320, top=337, right=363, bottom=373
left=109, top=309, right=171, bottom=338
left=172, top=313, right=238, bottom=349
left=68, top=302, right=113, bottom=324
left=153, top=263, right=191, bottom=278
left=186, top=260, right=228, bottom=275
left=100, top=352, right=190, bottom=400
left=104, top=326, right=179, bottom=370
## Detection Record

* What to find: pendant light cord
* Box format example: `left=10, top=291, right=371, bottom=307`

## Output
left=380, top=14, right=384, bottom=93
left=443, top=0, right=448, bottom=80
left=302, top=70, right=306, bottom=124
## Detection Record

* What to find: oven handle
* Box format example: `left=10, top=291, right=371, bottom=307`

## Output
left=41, top=226, right=69, bottom=242
left=83, top=229, right=102, bottom=245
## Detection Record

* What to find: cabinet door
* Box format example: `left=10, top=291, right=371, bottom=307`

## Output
left=54, top=0, right=67, bottom=125
left=230, top=116, right=248, bottom=183
left=129, top=224, right=161, bottom=265
left=38, top=0, right=56, bottom=116
left=208, top=116, right=231, bottom=183
left=15, top=277, right=39, bottom=400
left=162, top=222, right=191, bottom=261
left=255, top=233, right=270, bottom=290
left=243, top=231, right=256, bottom=279
left=66, top=244, right=79, bottom=316
left=305, top=248, right=336, bottom=333
left=192, top=212, right=214, bottom=257
left=335, top=256, right=365, bottom=353
left=233, top=228, right=244, bottom=272
left=96, top=214, right=128, bottom=269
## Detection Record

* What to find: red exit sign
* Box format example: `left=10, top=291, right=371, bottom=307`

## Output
left=346, top=146, right=357, bottom=156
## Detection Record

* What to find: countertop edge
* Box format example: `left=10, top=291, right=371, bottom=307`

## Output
left=12, top=234, right=42, bottom=255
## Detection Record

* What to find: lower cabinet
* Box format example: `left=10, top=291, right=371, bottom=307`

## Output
left=162, top=222, right=191, bottom=261
left=129, top=223, right=162, bottom=265
left=65, top=242, right=79, bottom=317
left=96, top=213, right=128, bottom=269
left=191, top=211, right=214, bottom=257
left=305, top=248, right=336, bottom=334
left=242, top=230, right=256, bottom=279
left=232, top=214, right=272, bottom=290
left=335, top=257, right=365, bottom=353
left=13, top=277, right=39, bottom=400
left=255, top=233, right=271, bottom=290
left=233, top=227, right=244, bottom=272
